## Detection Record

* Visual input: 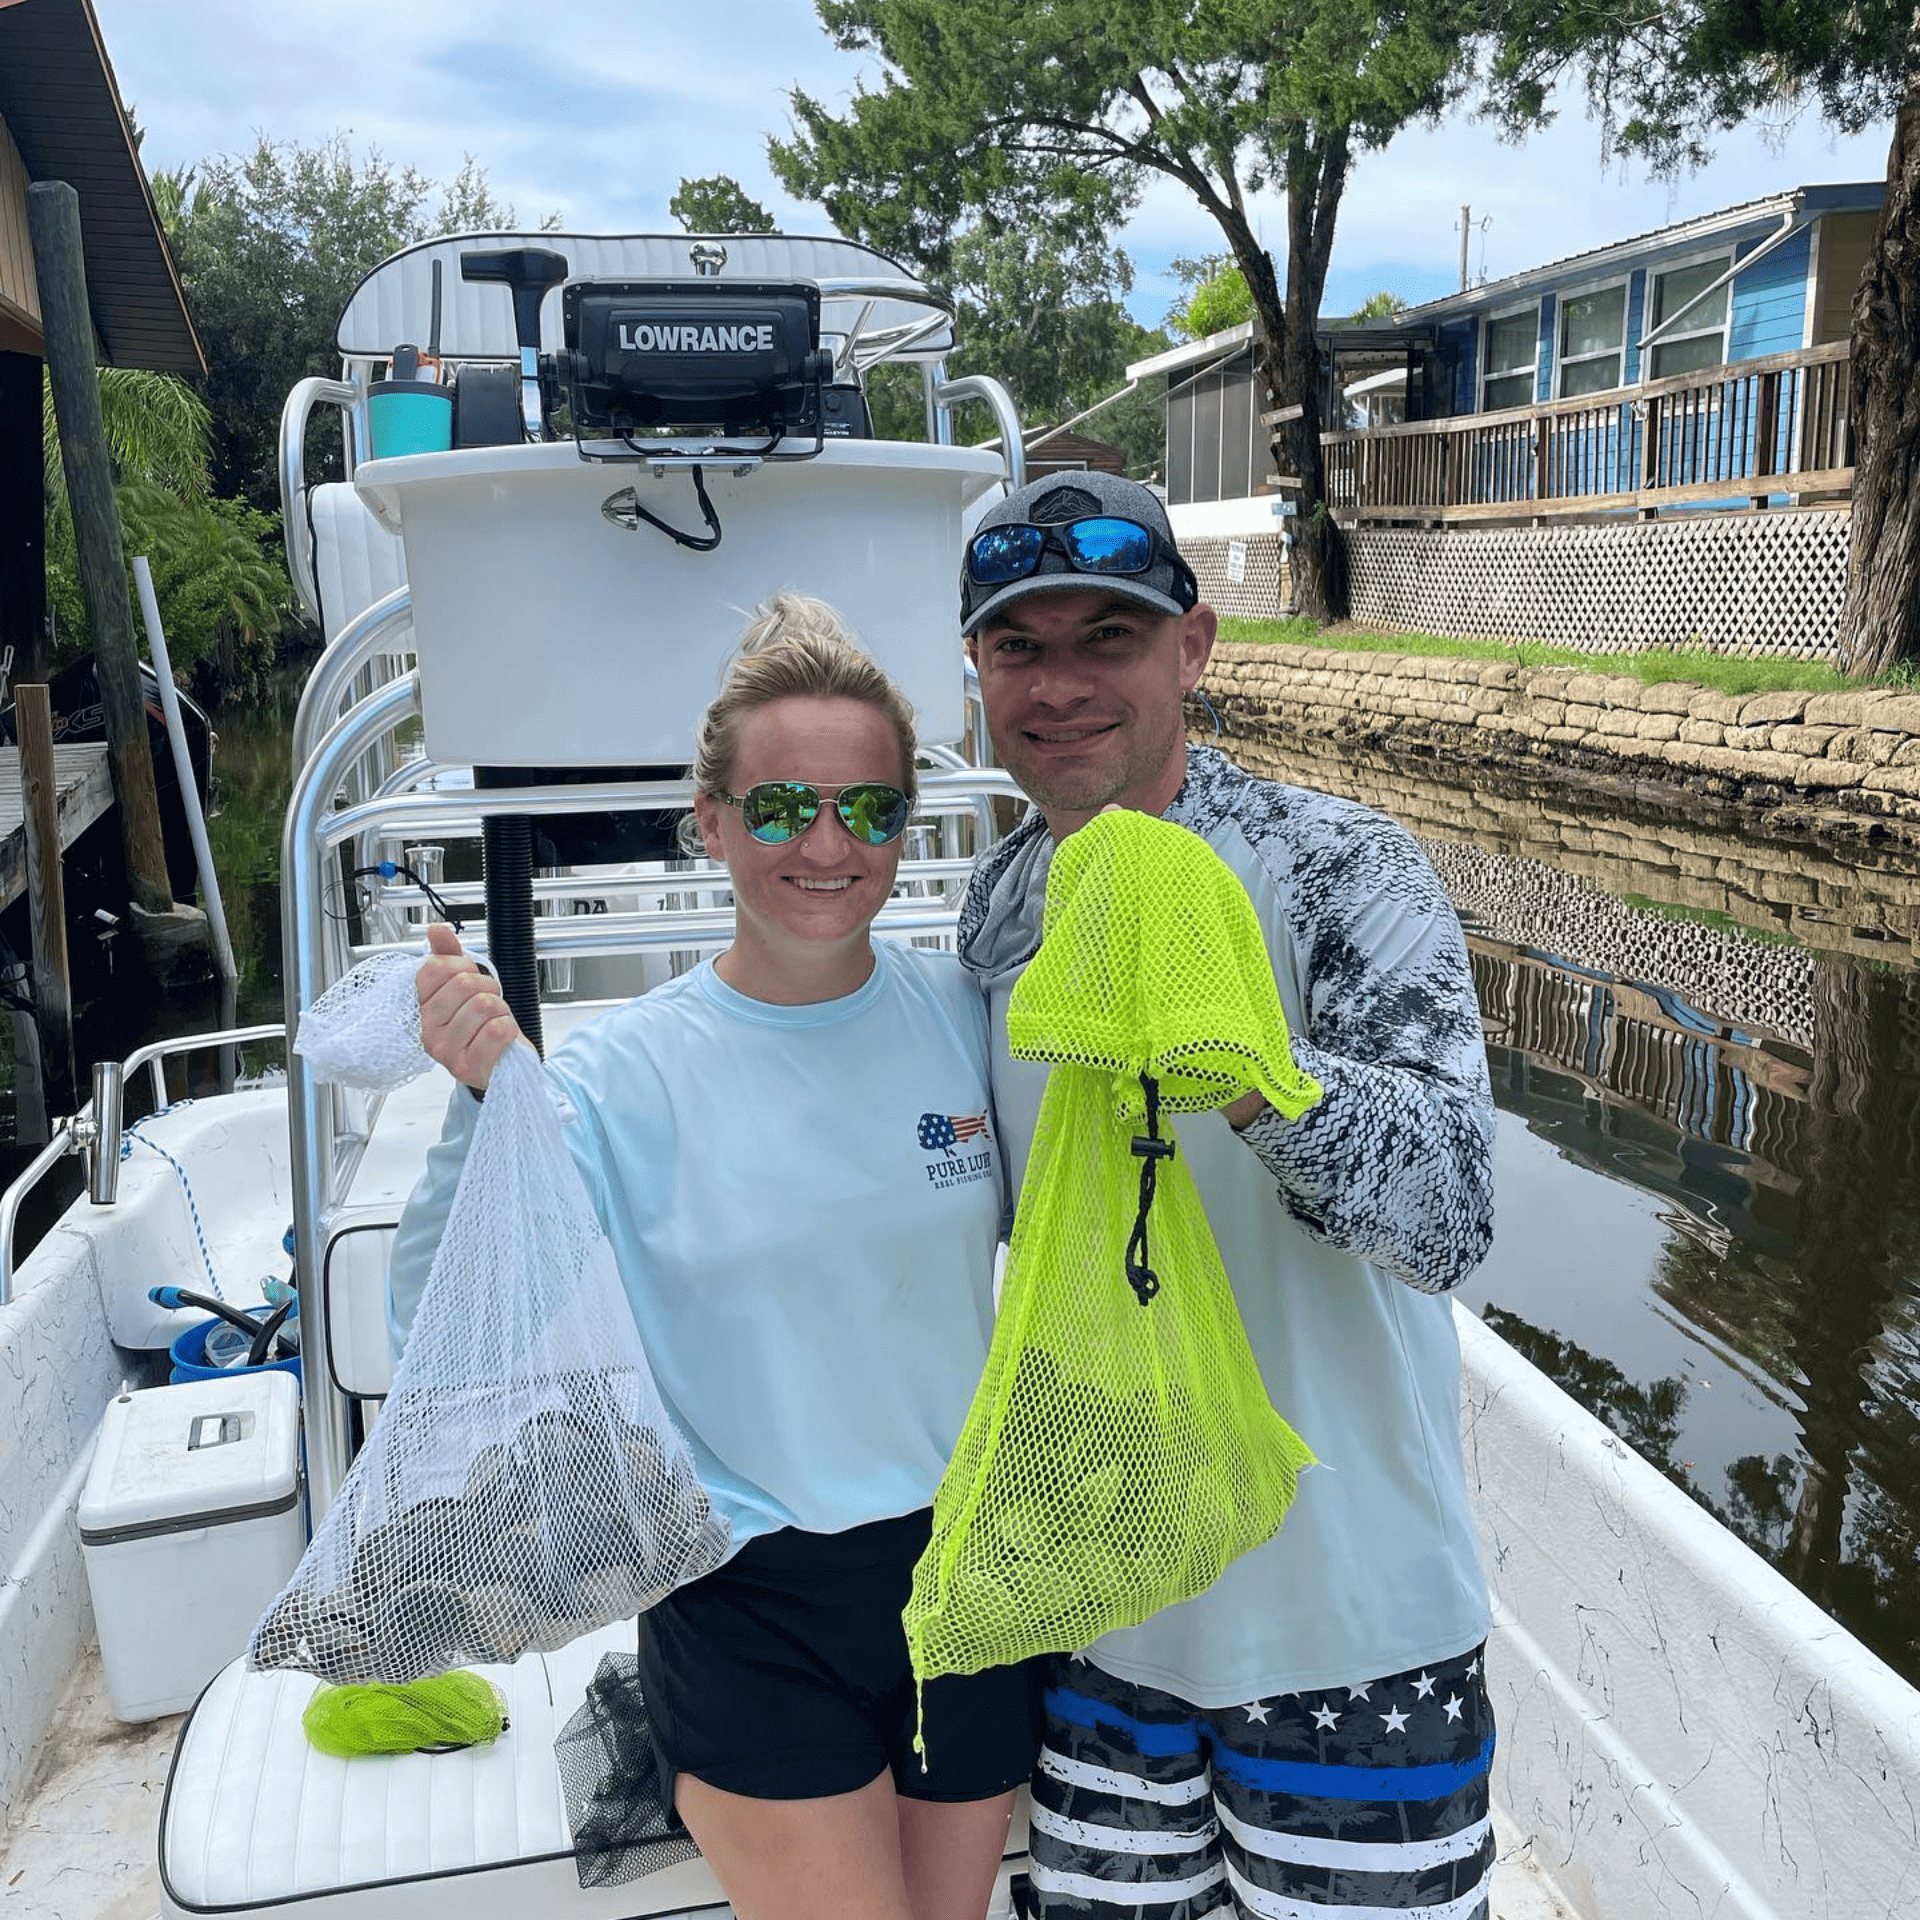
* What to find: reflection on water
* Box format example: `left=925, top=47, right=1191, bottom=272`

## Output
left=1222, top=724, right=1920, bottom=1687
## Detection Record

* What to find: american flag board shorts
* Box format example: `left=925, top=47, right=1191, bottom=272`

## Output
left=1026, top=1644, right=1495, bottom=1920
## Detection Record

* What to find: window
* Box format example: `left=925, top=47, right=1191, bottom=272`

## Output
left=1647, top=255, right=1730, bottom=380
left=1557, top=282, right=1627, bottom=397
left=1481, top=308, right=1538, bottom=412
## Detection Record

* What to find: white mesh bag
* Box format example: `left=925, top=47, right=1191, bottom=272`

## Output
left=252, top=958, right=731, bottom=1682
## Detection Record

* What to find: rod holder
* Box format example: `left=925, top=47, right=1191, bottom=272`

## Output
left=81, top=1060, right=124, bottom=1205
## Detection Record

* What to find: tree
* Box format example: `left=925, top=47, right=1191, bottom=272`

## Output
left=41, top=368, right=289, bottom=684
left=771, top=1, right=1491, bottom=620
left=669, top=161, right=1171, bottom=478
left=1166, top=257, right=1255, bottom=341
left=157, top=137, right=543, bottom=511
left=942, top=226, right=1170, bottom=473
left=1486, top=7, right=1920, bottom=675
left=670, top=175, right=777, bottom=233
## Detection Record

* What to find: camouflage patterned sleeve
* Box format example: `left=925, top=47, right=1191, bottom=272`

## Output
left=1213, top=782, right=1495, bottom=1294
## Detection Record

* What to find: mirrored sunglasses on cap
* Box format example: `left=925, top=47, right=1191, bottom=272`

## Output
left=966, top=515, right=1196, bottom=602
left=718, top=780, right=912, bottom=846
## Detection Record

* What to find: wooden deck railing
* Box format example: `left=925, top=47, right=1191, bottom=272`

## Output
left=1321, top=342, right=1852, bottom=523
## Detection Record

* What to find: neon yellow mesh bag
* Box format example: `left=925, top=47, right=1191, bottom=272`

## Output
left=904, top=809, right=1323, bottom=1706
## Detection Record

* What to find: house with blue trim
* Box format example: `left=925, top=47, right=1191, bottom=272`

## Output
left=1408, top=182, right=1878, bottom=423
left=1132, top=183, right=1880, bottom=656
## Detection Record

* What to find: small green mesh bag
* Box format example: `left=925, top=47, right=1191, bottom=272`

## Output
left=904, top=810, right=1323, bottom=1711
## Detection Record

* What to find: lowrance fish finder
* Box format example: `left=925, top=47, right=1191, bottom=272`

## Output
left=558, top=280, right=829, bottom=442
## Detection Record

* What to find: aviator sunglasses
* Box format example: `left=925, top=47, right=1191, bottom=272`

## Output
left=966, top=515, right=1198, bottom=604
left=718, top=779, right=912, bottom=846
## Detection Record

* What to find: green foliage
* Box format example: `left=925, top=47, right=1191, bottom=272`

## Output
left=46, top=486, right=289, bottom=680
left=157, top=136, right=548, bottom=509
left=1168, top=263, right=1255, bottom=341
left=1486, top=0, right=1917, bottom=174
left=941, top=226, right=1171, bottom=471
left=41, top=363, right=288, bottom=684
left=43, top=367, right=211, bottom=507
left=670, top=175, right=777, bottom=233
left=1347, top=289, right=1404, bottom=320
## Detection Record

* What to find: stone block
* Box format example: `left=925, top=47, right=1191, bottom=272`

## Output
left=1803, top=691, right=1872, bottom=727
left=1756, top=866, right=1820, bottom=905
left=1477, top=661, right=1522, bottom=689
left=1862, top=766, right=1920, bottom=799
left=1678, top=719, right=1725, bottom=748
left=1545, top=726, right=1588, bottom=746
left=1595, top=709, right=1643, bottom=739
left=1671, top=875, right=1731, bottom=915
left=1561, top=673, right=1613, bottom=704
left=1565, top=703, right=1604, bottom=731
left=1687, top=690, right=1745, bottom=723
left=1638, top=681, right=1700, bottom=716
left=1740, top=690, right=1814, bottom=724
left=1826, top=728, right=1903, bottom=767
left=1636, top=712, right=1683, bottom=744
left=1726, top=724, right=1777, bottom=751
left=1528, top=669, right=1580, bottom=699
left=1769, top=724, right=1843, bottom=756
left=1794, top=758, right=1872, bottom=790
left=1865, top=692, right=1920, bottom=735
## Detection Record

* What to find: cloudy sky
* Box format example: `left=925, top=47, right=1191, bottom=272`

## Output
left=94, top=0, right=1891, bottom=329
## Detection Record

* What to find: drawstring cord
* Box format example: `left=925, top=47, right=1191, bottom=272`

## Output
left=1124, top=1072, right=1173, bottom=1306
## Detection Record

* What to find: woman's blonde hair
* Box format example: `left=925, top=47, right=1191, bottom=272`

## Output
left=692, top=592, right=919, bottom=804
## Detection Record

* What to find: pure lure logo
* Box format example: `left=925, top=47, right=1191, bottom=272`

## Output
left=917, top=1112, right=993, bottom=1190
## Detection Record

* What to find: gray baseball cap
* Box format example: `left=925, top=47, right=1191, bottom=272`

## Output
left=960, top=470, right=1200, bottom=634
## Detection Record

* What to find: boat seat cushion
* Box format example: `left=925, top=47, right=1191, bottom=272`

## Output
left=158, top=1623, right=728, bottom=1919
left=321, top=1219, right=399, bottom=1400
left=308, top=482, right=408, bottom=645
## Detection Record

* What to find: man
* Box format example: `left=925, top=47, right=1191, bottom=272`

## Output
left=958, top=471, right=1498, bottom=1920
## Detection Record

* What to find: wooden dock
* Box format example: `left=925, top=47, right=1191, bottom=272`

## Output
left=0, top=743, right=113, bottom=911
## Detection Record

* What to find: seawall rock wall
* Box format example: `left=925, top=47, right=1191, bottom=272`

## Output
left=1202, top=642, right=1920, bottom=847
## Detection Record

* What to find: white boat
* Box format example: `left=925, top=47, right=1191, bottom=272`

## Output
left=2, top=231, right=1916, bottom=1920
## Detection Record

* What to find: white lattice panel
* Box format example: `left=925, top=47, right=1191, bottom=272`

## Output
left=1346, top=511, right=1851, bottom=658
left=1184, top=534, right=1289, bottom=621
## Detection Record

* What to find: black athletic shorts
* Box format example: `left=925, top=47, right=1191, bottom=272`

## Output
left=635, top=1506, right=1042, bottom=1806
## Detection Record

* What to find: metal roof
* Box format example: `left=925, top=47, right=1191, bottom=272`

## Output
left=0, top=0, right=201, bottom=372
left=1126, top=317, right=1433, bottom=383
left=1394, top=180, right=1885, bottom=325
left=1127, top=182, right=1885, bottom=375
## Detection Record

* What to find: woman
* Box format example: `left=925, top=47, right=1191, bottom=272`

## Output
left=390, top=593, right=1032, bottom=1920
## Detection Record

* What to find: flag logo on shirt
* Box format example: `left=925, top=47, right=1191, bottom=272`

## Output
left=918, top=1112, right=991, bottom=1151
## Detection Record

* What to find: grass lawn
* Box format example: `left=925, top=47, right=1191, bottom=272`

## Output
left=1210, top=616, right=1895, bottom=700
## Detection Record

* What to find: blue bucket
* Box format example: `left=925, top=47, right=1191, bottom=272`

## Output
left=168, top=1316, right=302, bottom=1387
left=367, top=382, right=454, bottom=459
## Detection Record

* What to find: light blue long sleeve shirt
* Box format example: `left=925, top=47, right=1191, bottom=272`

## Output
left=388, top=942, right=1002, bottom=1548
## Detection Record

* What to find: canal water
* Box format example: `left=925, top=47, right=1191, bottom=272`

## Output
left=8, top=685, right=1919, bottom=1691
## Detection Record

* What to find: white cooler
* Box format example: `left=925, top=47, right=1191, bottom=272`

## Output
left=79, top=1371, right=306, bottom=1721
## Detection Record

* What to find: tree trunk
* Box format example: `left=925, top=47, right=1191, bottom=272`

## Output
left=1236, top=131, right=1350, bottom=624
left=1837, top=73, right=1920, bottom=677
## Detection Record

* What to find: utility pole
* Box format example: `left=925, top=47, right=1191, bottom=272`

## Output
left=1458, top=206, right=1491, bottom=291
